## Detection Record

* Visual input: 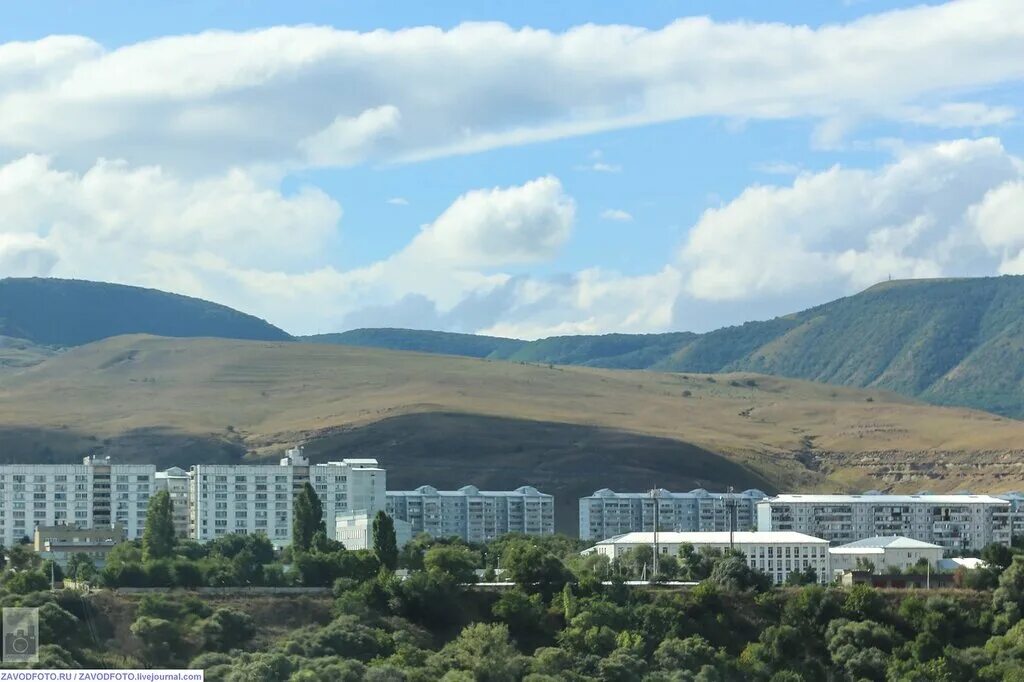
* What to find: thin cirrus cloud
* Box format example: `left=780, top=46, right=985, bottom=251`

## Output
left=601, top=209, right=634, bottom=222
left=0, top=0, right=1021, bottom=172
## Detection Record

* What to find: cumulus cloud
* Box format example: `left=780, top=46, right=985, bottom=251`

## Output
left=679, top=138, right=1022, bottom=302
left=1, top=1, right=1022, bottom=171
left=402, top=176, right=575, bottom=268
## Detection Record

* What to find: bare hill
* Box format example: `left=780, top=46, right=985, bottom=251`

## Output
left=1, top=334, right=1023, bottom=531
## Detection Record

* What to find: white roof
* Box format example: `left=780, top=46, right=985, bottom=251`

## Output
left=831, top=536, right=944, bottom=551
left=594, top=531, right=828, bottom=546
left=938, top=557, right=987, bottom=570
left=767, top=494, right=1008, bottom=505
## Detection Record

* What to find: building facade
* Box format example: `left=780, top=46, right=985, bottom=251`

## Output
left=0, top=457, right=154, bottom=548
left=189, top=447, right=385, bottom=547
left=155, top=467, right=190, bottom=537
left=579, top=488, right=768, bottom=541
left=828, top=536, right=945, bottom=574
left=757, top=494, right=1011, bottom=550
left=387, top=485, right=554, bottom=543
left=336, top=510, right=413, bottom=551
left=34, top=524, right=125, bottom=570
left=584, top=531, right=830, bottom=585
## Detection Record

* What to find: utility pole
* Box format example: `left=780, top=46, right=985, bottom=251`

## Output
left=727, top=486, right=736, bottom=552
left=650, top=488, right=660, bottom=581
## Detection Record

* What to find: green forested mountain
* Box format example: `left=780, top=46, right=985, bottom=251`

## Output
left=310, top=276, right=1024, bottom=417
left=0, top=277, right=291, bottom=347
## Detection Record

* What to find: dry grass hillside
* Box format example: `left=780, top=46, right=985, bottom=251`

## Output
left=1, top=334, right=1022, bottom=530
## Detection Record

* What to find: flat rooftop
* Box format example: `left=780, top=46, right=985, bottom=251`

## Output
left=594, top=531, right=828, bottom=545
left=765, top=494, right=1009, bottom=505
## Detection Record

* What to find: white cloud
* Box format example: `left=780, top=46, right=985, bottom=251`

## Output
left=601, top=209, right=634, bottom=222
left=300, top=105, right=402, bottom=166
left=402, top=176, right=575, bottom=268
left=386, top=197, right=409, bottom=205
left=1, top=1, right=1022, bottom=170
left=679, top=138, right=1022, bottom=301
left=968, top=181, right=1024, bottom=273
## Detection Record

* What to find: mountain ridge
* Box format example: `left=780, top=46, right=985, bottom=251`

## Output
left=0, top=277, right=290, bottom=347
left=306, top=276, right=1024, bottom=418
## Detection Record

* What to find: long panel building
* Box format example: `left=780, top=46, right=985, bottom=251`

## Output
left=0, top=456, right=155, bottom=547
left=387, top=485, right=555, bottom=543
left=757, top=494, right=1012, bottom=550
left=190, top=447, right=385, bottom=547
left=579, top=488, right=768, bottom=541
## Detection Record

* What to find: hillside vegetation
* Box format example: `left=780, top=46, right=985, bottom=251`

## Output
left=309, top=276, right=1024, bottom=418
left=0, top=277, right=290, bottom=347
left=2, top=335, right=1023, bottom=528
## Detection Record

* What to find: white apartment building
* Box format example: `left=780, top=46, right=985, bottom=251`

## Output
left=757, top=494, right=1012, bottom=551
left=828, top=536, right=945, bottom=574
left=336, top=510, right=413, bottom=551
left=387, top=485, right=555, bottom=543
left=190, top=447, right=385, bottom=547
left=579, top=488, right=768, bottom=541
left=155, top=467, right=190, bottom=537
left=0, top=457, right=155, bottom=547
left=584, top=531, right=830, bottom=585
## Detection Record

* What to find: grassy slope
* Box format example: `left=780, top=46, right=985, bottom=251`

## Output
left=1, top=335, right=1023, bottom=503
left=312, top=276, right=1024, bottom=418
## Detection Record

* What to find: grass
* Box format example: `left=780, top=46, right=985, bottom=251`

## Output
left=0, top=334, right=1022, bottom=499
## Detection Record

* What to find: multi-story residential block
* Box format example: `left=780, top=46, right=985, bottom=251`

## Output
left=579, top=488, right=768, bottom=541
left=756, top=494, right=1012, bottom=550
left=995, top=492, right=1024, bottom=540
left=155, top=467, right=190, bottom=537
left=387, top=485, right=555, bottom=543
left=583, top=531, right=831, bottom=585
left=0, top=457, right=155, bottom=547
left=189, top=447, right=385, bottom=547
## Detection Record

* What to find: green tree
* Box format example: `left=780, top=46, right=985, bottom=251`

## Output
left=8, top=543, right=40, bottom=571
left=142, top=490, right=177, bottom=561
left=424, top=545, right=479, bottom=583
left=40, top=558, right=64, bottom=584
left=993, top=555, right=1024, bottom=632
left=709, top=554, right=771, bottom=592
left=197, top=608, right=257, bottom=652
left=4, top=570, right=50, bottom=594
left=492, top=589, right=549, bottom=651
left=131, top=616, right=191, bottom=667
left=373, top=511, right=399, bottom=571
left=66, top=553, right=98, bottom=583
left=432, top=623, right=527, bottom=681
left=293, top=482, right=326, bottom=552
left=501, top=541, right=572, bottom=596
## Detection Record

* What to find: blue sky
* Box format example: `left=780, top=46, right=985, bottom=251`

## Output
left=0, top=1, right=1022, bottom=337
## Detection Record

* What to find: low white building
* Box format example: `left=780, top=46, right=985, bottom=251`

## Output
left=828, top=536, right=945, bottom=574
left=155, top=467, right=190, bottom=537
left=336, top=510, right=412, bottom=551
left=584, top=531, right=830, bottom=585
